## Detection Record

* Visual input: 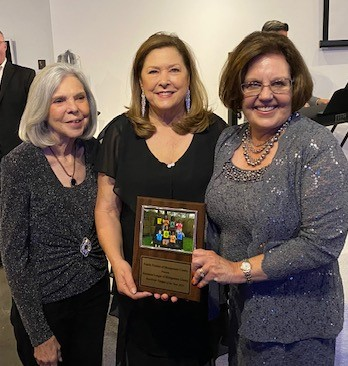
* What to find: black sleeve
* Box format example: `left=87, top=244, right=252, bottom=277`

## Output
left=83, top=137, right=100, bottom=168
left=211, top=113, right=228, bottom=134
left=95, top=114, right=129, bottom=179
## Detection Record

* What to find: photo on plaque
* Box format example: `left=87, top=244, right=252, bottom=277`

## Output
left=132, top=197, right=205, bottom=301
left=140, top=206, right=197, bottom=253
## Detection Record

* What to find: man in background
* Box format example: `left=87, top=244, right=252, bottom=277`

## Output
left=262, top=19, right=289, bottom=36
left=262, top=20, right=330, bottom=106
left=0, top=30, right=35, bottom=267
left=0, top=30, right=35, bottom=161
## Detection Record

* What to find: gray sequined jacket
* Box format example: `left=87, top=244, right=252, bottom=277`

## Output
left=206, top=115, right=348, bottom=343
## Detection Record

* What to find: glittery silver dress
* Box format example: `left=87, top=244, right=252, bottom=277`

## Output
left=205, top=114, right=348, bottom=362
left=0, top=139, right=108, bottom=347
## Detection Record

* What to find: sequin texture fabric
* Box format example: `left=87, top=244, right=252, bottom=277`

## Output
left=0, top=140, right=107, bottom=346
left=205, top=115, right=348, bottom=344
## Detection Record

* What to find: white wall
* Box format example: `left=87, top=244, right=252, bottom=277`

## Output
left=49, top=0, right=348, bottom=131
left=1, top=0, right=347, bottom=148
left=0, top=0, right=54, bottom=71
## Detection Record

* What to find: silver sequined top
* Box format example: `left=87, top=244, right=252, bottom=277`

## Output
left=0, top=141, right=107, bottom=347
left=206, top=114, right=348, bottom=343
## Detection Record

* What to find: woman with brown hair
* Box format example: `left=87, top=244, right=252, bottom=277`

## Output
left=192, top=31, right=348, bottom=365
left=95, top=32, right=226, bottom=366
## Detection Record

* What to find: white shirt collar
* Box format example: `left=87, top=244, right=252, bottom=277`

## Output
left=0, top=58, right=7, bottom=69
left=0, top=58, right=7, bottom=83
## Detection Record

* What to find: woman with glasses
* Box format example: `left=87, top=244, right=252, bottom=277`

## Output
left=191, top=31, right=348, bottom=365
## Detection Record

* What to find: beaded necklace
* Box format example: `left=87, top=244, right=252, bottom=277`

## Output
left=241, top=114, right=296, bottom=167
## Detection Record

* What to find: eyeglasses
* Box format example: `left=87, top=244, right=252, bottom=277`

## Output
left=241, top=78, right=293, bottom=97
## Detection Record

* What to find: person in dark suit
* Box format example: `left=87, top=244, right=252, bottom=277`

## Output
left=0, top=30, right=35, bottom=267
left=0, top=30, right=35, bottom=161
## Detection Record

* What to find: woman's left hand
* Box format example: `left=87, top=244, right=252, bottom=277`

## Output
left=191, top=249, right=239, bottom=288
left=34, top=335, right=62, bottom=366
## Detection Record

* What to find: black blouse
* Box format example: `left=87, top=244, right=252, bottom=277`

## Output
left=95, top=113, right=226, bottom=361
left=96, top=113, right=227, bottom=263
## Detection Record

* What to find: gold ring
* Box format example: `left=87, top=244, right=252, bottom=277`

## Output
left=199, top=268, right=205, bottom=278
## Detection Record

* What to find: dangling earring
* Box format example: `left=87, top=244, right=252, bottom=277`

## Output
left=185, top=89, right=191, bottom=113
left=141, top=91, right=146, bottom=117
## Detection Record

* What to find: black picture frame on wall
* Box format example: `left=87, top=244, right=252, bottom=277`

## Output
left=320, top=0, right=348, bottom=48
left=5, top=41, right=12, bottom=62
left=5, top=39, right=17, bottom=63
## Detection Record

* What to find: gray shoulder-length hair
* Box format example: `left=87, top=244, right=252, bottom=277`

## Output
left=19, top=63, right=97, bottom=147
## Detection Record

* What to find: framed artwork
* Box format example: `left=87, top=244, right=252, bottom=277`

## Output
left=5, top=39, right=17, bottom=64
left=320, top=0, right=348, bottom=48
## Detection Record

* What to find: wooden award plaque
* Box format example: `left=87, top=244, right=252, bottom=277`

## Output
left=132, top=196, right=205, bottom=301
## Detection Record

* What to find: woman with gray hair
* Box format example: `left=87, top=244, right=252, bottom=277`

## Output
left=0, top=63, right=109, bottom=366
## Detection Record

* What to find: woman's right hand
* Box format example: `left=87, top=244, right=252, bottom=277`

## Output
left=95, top=174, right=151, bottom=300
left=34, top=335, right=62, bottom=366
left=113, top=259, right=152, bottom=299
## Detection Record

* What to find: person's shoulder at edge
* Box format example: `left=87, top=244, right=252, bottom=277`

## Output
left=0, top=143, right=38, bottom=185
left=210, top=112, right=228, bottom=132
left=277, top=114, right=348, bottom=169
left=292, top=114, right=342, bottom=147
left=83, top=137, right=101, bottom=166
left=215, top=121, right=245, bottom=146
left=97, top=112, right=130, bottom=142
left=197, top=113, right=227, bottom=137
left=6, top=62, right=35, bottom=80
left=8, top=61, right=35, bottom=73
left=1, top=142, right=35, bottom=164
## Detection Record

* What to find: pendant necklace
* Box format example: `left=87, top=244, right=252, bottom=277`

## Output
left=49, top=143, right=77, bottom=187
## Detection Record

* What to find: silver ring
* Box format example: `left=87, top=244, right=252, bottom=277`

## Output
left=199, top=268, right=205, bottom=278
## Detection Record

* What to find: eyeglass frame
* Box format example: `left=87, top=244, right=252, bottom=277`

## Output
left=241, top=78, right=293, bottom=97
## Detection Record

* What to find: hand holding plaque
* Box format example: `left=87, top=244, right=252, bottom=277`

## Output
left=132, top=196, right=205, bottom=301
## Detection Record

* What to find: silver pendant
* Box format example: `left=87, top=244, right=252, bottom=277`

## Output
left=80, top=237, right=92, bottom=257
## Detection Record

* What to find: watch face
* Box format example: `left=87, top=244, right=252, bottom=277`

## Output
left=241, top=261, right=251, bottom=271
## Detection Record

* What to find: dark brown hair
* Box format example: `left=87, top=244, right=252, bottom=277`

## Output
left=262, top=20, right=289, bottom=32
left=219, top=31, right=313, bottom=113
left=126, top=32, right=212, bottom=138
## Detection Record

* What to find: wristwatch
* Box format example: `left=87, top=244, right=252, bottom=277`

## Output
left=240, top=259, right=252, bottom=284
